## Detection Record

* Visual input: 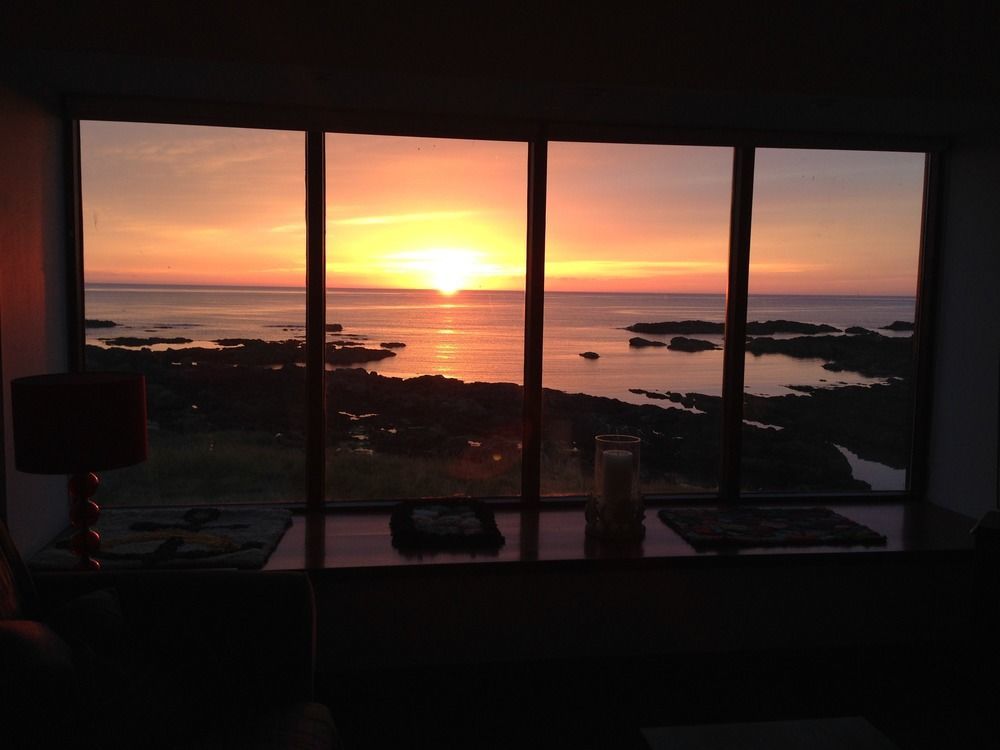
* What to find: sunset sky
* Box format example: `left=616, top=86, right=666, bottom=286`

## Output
left=81, top=121, right=925, bottom=295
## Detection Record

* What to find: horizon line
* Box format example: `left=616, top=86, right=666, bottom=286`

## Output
left=83, top=281, right=918, bottom=298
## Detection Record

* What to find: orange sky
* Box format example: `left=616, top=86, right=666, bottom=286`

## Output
left=81, top=121, right=926, bottom=295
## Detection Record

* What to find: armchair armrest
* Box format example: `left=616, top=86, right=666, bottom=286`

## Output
left=34, top=570, right=317, bottom=706
left=0, top=620, right=80, bottom=746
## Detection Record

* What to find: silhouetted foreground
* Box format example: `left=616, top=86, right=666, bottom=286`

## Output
left=86, top=326, right=911, bottom=499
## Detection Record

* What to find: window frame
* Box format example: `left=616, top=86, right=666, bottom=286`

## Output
left=67, top=96, right=944, bottom=508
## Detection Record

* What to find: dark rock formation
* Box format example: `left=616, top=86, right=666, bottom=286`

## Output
left=668, top=336, right=719, bottom=352
left=326, top=345, right=396, bottom=364
left=745, top=334, right=911, bottom=379
left=845, top=326, right=877, bottom=335
left=85, top=319, right=117, bottom=328
left=101, top=336, right=194, bottom=347
left=745, top=320, right=841, bottom=335
left=630, top=388, right=669, bottom=400
left=626, top=320, right=723, bottom=335
left=660, top=381, right=911, bottom=484
left=83, top=319, right=916, bottom=498
left=628, top=337, right=667, bottom=348
left=742, top=381, right=912, bottom=470
left=579, top=351, right=600, bottom=359
left=380, top=342, right=406, bottom=349
left=326, top=323, right=343, bottom=332
left=626, top=319, right=840, bottom=336
left=881, top=320, right=914, bottom=331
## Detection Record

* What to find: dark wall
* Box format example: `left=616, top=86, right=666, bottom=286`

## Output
left=927, top=137, right=1000, bottom=518
left=313, top=553, right=974, bottom=673
left=0, top=83, right=70, bottom=552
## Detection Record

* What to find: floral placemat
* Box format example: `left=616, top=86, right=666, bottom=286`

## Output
left=390, top=500, right=505, bottom=551
left=658, top=506, right=886, bottom=550
left=31, top=507, right=291, bottom=570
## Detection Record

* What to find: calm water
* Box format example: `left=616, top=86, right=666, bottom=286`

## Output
left=86, top=285, right=915, bottom=404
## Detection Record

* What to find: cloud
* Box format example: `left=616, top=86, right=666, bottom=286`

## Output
left=546, top=259, right=728, bottom=277
left=269, top=223, right=306, bottom=234
left=331, top=210, right=476, bottom=226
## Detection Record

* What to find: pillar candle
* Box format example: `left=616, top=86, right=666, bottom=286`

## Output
left=601, top=448, right=633, bottom=506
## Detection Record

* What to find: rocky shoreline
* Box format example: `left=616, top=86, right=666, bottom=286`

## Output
left=625, top=319, right=842, bottom=335
left=86, top=315, right=914, bottom=496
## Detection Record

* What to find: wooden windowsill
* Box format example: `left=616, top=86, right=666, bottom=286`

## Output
left=264, top=500, right=976, bottom=572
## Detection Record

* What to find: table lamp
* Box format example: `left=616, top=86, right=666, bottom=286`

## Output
left=11, top=372, right=148, bottom=570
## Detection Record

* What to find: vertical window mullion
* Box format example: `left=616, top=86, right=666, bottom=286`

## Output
left=67, top=118, right=85, bottom=372
left=720, top=146, right=755, bottom=501
left=907, top=151, right=942, bottom=498
left=306, top=131, right=327, bottom=510
left=522, top=135, right=548, bottom=504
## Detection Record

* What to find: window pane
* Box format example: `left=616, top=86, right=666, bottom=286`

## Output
left=81, top=121, right=306, bottom=505
left=742, top=148, right=924, bottom=492
left=542, top=142, right=733, bottom=496
left=325, top=134, right=526, bottom=501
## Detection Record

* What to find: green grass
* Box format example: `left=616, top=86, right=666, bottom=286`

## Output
left=99, top=430, right=306, bottom=506
left=99, top=430, right=713, bottom=507
left=326, top=448, right=521, bottom=500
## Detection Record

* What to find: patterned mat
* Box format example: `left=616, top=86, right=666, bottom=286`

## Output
left=390, top=500, right=505, bottom=551
left=31, top=507, right=292, bottom=570
left=658, top=507, right=887, bottom=550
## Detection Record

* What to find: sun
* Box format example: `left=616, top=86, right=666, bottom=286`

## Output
left=431, top=263, right=469, bottom=295
left=381, top=247, right=501, bottom=293
left=419, top=248, right=480, bottom=294
left=433, top=268, right=466, bottom=296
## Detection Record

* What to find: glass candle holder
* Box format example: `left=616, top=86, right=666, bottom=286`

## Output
left=586, top=434, right=644, bottom=540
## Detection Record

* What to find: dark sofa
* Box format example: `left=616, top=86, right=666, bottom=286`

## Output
left=0, top=519, right=338, bottom=750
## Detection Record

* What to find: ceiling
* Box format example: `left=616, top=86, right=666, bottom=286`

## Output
left=3, top=2, right=999, bottom=142
left=4, top=1, right=998, bottom=101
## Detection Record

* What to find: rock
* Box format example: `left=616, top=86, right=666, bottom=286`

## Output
left=380, top=342, right=407, bottom=349
left=745, top=334, right=911, bottom=379
left=85, top=319, right=117, bottom=328
left=668, top=336, right=719, bottom=352
left=579, top=351, right=600, bottom=359
left=628, top=337, right=667, bottom=348
left=845, top=326, right=877, bottom=335
left=742, top=380, right=913, bottom=469
left=881, top=320, right=914, bottom=331
left=625, top=319, right=840, bottom=336
left=626, top=320, right=723, bottom=335
left=326, top=345, right=396, bottom=364
left=101, top=336, right=194, bottom=347
left=326, top=324, right=343, bottom=332
left=745, top=320, right=841, bottom=335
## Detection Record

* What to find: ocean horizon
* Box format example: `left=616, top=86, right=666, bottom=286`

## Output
left=85, top=282, right=915, bottom=402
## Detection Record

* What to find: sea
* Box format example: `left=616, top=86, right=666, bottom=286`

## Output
left=85, top=284, right=915, bottom=404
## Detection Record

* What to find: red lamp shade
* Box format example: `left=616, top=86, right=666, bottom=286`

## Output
left=11, top=372, right=148, bottom=475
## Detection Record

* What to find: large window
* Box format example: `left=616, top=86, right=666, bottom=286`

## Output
left=81, top=121, right=306, bottom=505
left=323, top=133, right=526, bottom=501
left=541, top=142, right=732, bottom=496
left=78, top=118, right=933, bottom=505
left=741, top=149, right=925, bottom=493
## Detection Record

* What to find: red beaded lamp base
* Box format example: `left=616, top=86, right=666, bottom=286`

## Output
left=68, top=472, right=102, bottom=570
